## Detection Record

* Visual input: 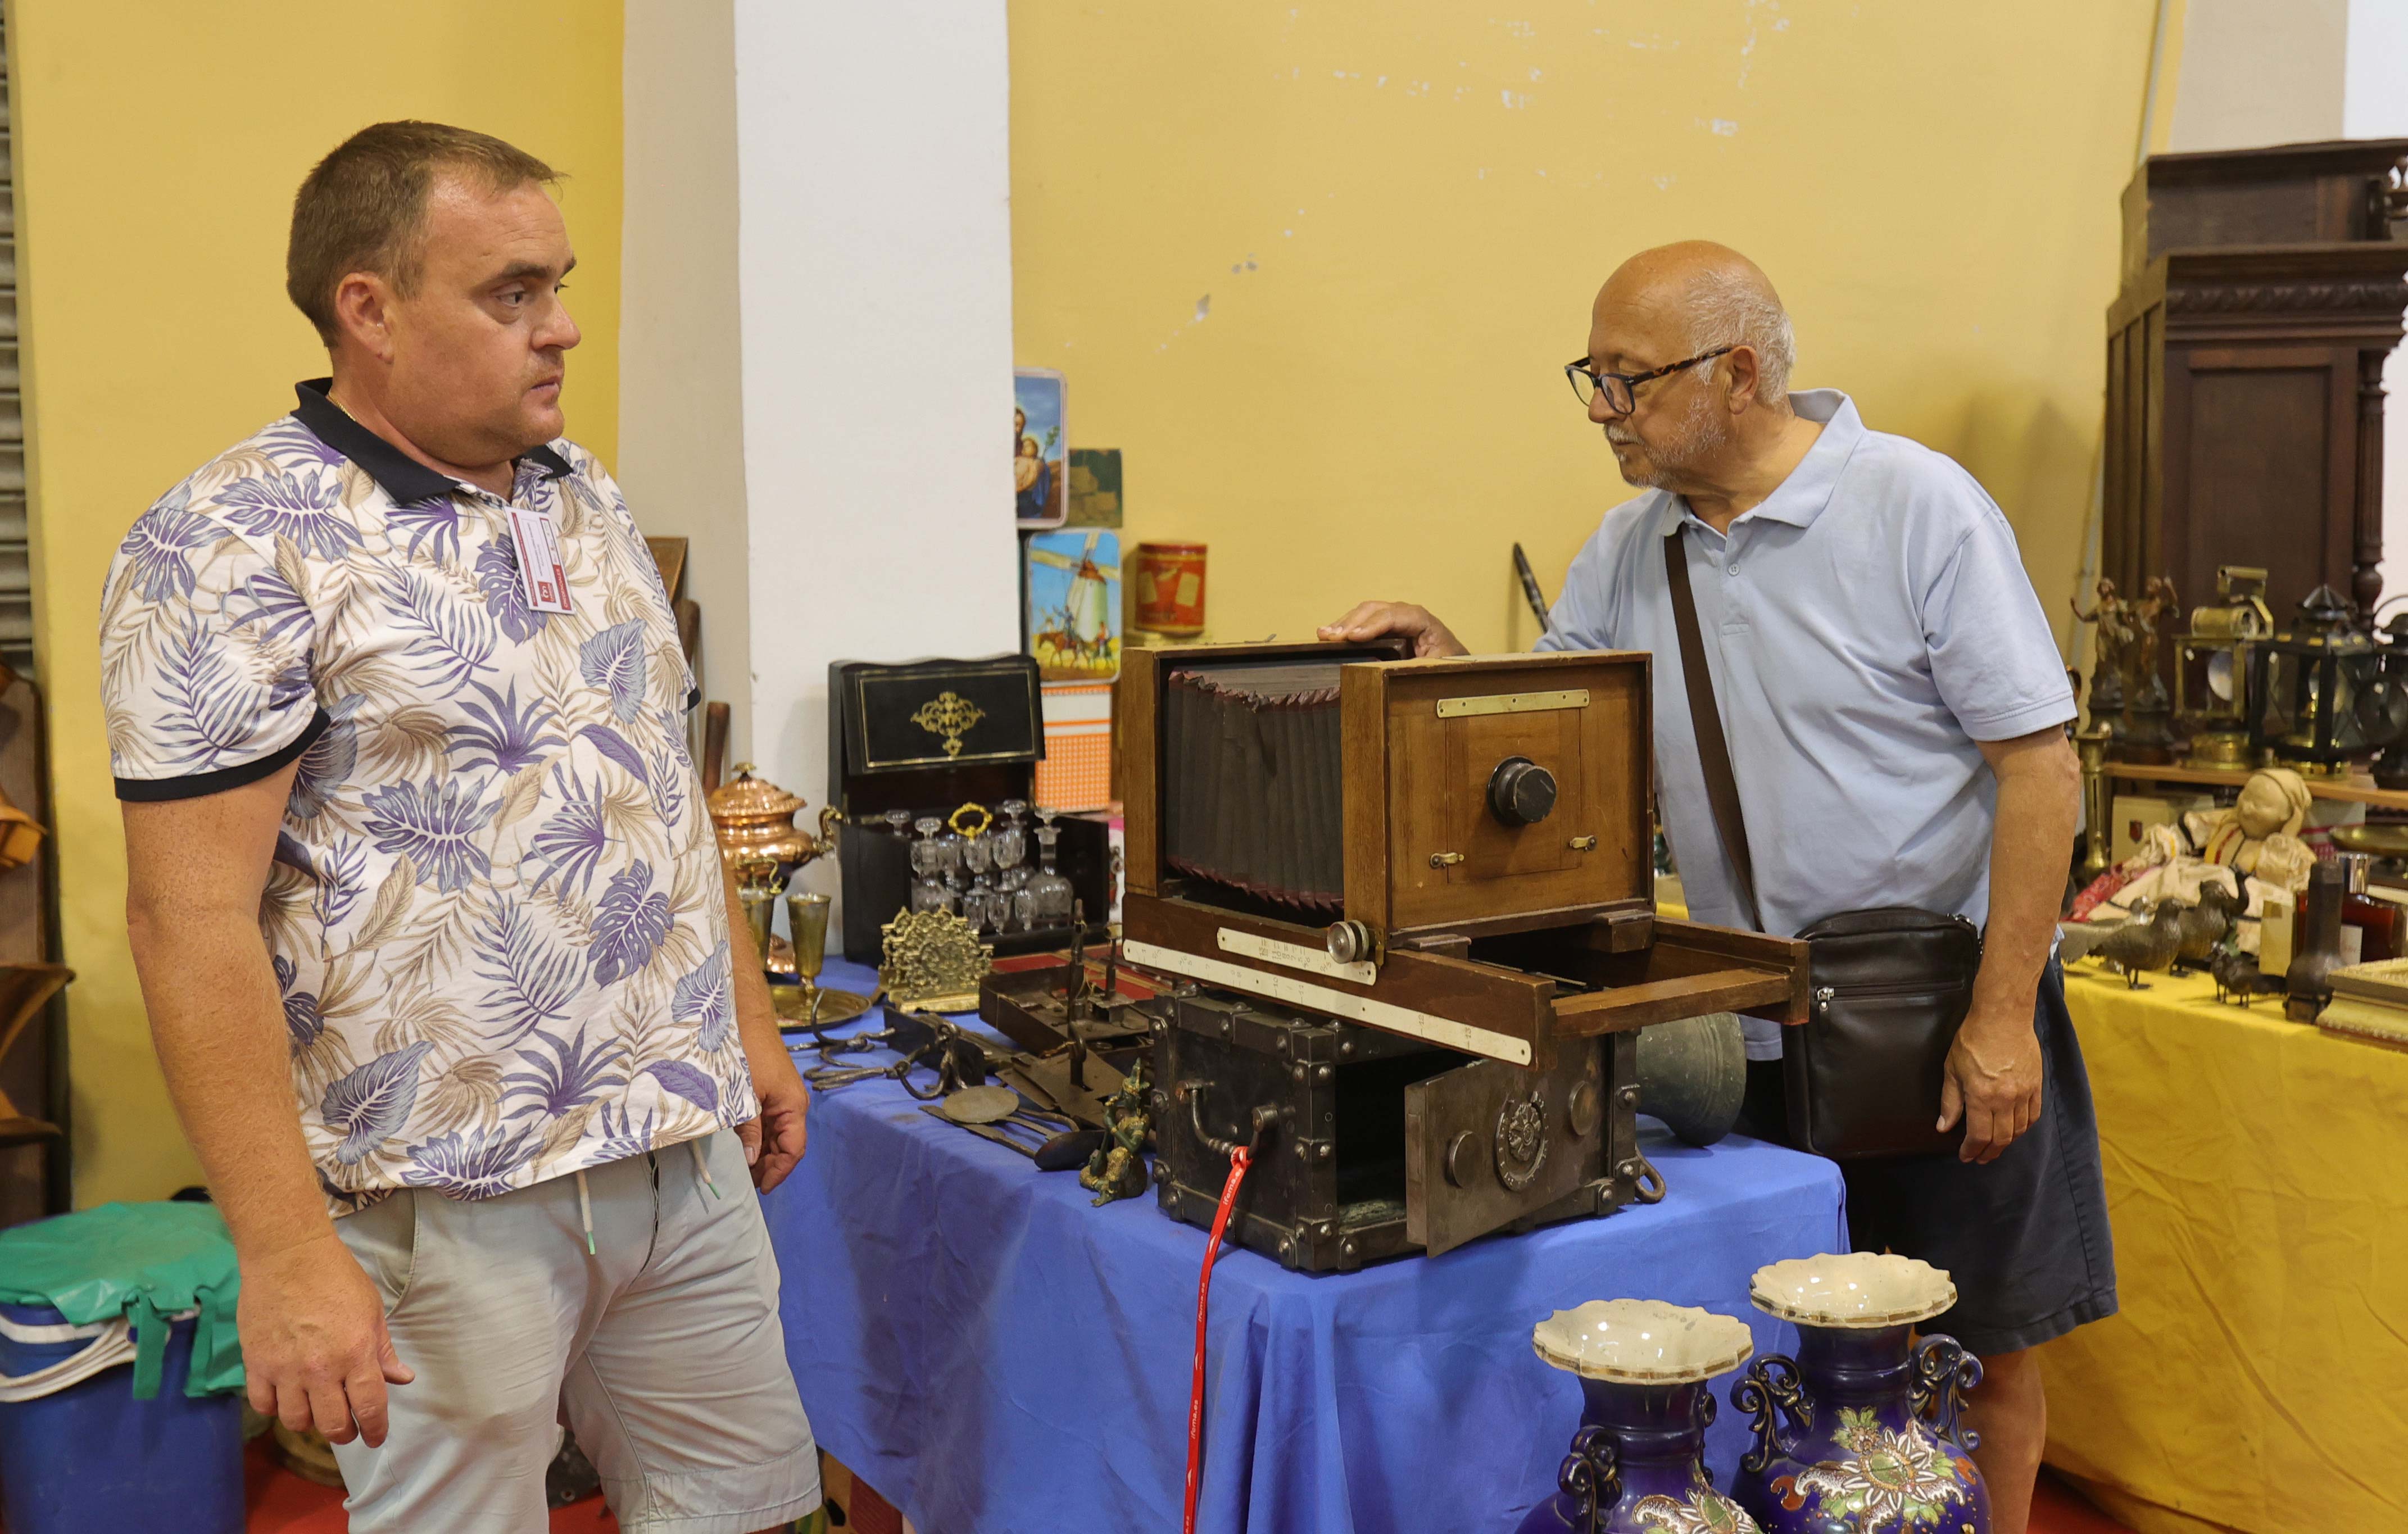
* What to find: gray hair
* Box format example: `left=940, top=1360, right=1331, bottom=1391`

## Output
left=1688, top=267, right=1795, bottom=402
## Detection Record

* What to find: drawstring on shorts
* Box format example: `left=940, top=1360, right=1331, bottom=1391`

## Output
left=574, top=1169, right=596, bottom=1256
left=572, top=1136, right=719, bottom=1258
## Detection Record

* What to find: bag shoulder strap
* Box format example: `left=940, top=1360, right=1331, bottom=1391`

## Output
left=1662, top=529, right=1763, bottom=932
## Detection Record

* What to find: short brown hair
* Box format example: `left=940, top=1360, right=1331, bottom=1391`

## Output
left=285, top=121, right=559, bottom=343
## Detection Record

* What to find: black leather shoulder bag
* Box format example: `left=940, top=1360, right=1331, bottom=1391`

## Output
left=1662, top=533, right=1977, bottom=1160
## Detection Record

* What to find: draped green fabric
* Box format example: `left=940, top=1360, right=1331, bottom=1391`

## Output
left=0, top=1201, right=242, bottom=1399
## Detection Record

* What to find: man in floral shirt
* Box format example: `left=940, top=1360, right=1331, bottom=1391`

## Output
left=103, top=122, right=818, bottom=1532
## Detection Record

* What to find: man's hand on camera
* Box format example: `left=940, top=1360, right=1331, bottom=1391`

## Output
left=1317, top=602, right=1470, bottom=658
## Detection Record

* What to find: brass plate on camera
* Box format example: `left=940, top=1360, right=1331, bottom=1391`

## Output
left=1434, top=688, right=1589, bottom=719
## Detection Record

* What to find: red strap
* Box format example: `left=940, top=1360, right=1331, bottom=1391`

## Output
left=1185, top=1146, right=1253, bottom=1534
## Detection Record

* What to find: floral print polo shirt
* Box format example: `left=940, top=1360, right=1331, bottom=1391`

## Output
left=101, top=380, right=752, bottom=1214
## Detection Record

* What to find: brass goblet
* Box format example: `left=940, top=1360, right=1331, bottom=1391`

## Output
left=784, top=892, right=832, bottom=1027
left=736, top=856, right=782, bottom=969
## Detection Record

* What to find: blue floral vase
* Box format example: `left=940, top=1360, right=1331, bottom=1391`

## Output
left=1727, top=1254, right=1988, bottom=1534
left=1517, top=1299, right=1765, bottom=1534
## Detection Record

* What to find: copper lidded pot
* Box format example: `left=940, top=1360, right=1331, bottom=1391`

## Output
left=705, top=763, right=842, bottom=875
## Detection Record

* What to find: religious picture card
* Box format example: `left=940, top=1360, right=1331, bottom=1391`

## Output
left=1014, top=369, right=1069, bottom=529
left=1025, top=529, right=1121, bottom=682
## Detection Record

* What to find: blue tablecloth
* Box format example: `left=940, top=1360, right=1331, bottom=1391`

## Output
left=766, top=958, right=1847, bottom=1533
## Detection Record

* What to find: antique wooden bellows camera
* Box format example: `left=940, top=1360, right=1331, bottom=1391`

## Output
left=1122, top=642, right=1807, bottom=1270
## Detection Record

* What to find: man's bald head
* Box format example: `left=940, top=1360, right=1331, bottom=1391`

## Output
left=1592, top=240, right=1796, bottom=404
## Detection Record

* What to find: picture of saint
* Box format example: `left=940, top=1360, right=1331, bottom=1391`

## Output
left=1013, top=370, right=1068, bottom=528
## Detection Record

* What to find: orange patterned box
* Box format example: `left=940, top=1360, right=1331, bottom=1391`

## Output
left=1036, top=682, right=1114, bottom=811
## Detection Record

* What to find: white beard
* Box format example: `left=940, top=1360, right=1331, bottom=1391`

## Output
left=1610, top=385, right=1730, bottom=489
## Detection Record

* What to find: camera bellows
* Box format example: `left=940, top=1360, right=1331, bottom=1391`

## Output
left=1163, top=662, right=1345, bottom=913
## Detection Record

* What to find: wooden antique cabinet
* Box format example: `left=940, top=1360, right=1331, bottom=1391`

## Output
left=2105, top=139, right=2408, bottom=618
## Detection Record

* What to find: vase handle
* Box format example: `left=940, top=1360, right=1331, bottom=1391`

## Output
left=1731, top=1354, right=1810, bottom=1473
left=1556, top=1424, right=1622, bottom=1534
left=1912, top=1334, right=1984, bottom=1450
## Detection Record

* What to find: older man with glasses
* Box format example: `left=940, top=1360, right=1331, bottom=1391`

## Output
left=1321, top=240, right=2113, bottom=1534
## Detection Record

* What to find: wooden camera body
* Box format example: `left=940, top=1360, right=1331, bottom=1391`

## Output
left=1121, top=641, right=1807, bottom=1267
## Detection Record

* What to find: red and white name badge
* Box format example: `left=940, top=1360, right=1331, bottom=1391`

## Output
left=504, top=505, right=574, bottom=614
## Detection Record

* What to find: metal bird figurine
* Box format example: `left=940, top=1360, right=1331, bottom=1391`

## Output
left=2175, top=881, right=2244, bottom=969
left=2208, top=936, right=2259, bottom=1007
left=2061, top=899, right=2186, bottom=988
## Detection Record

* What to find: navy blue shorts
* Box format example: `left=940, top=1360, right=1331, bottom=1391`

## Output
left=1734, top=961, right=2118, bottom=1356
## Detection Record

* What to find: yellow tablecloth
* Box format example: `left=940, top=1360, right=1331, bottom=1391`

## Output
left=2042, top=963, right=2408, bottom=1533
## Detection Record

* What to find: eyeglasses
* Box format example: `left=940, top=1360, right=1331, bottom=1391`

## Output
left=1563, top=344, right=1735, bottom=413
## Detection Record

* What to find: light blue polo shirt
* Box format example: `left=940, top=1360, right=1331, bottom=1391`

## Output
left=1536, top=391, right=2075, bottom=1058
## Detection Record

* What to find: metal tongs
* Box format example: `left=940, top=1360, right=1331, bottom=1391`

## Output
left=921, top=1084, right=1103, bottom=1171
left=803, top=1014, right=976, bottom=1100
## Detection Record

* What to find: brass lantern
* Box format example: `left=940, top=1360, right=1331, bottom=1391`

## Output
left=2367, top=601, right=2408, bottom=789
left=2174, top=566, right=2272, bottom=771
left=2248, top=586, right=2383, bottom=778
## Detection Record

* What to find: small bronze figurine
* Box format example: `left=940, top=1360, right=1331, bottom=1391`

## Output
left=2121, top=575, right=2181, bottom=760
left=2174, top=882, right=2243, bottom=969
left=2070, top=578, right=2134, bottom=729
left=2134, top=576, right=2180, bottom=683
left=2061, top=899, right=2184, bottom=988
left=1080, top=1055, right=1154, bottom=1206
left=2208, top=937, right=2258, bottom=1007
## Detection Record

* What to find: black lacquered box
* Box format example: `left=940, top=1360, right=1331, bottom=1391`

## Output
left=827, top=654, right=1111, bottom=962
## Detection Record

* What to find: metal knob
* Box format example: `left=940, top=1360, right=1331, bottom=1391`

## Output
left=1487, top=756, right=1558, bottom=827
left=1326, top=920, right=1376, bottom=966
left=1443, top=1131, right=1478, bottom=1187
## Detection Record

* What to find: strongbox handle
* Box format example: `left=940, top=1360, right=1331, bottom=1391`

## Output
left=1177, top=1078, right=1284, bottom=1159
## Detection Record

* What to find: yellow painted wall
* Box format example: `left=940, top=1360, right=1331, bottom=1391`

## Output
left=11, top=0, right=625, bottom=1206
left=1009, top=2, right=2160, bottom=656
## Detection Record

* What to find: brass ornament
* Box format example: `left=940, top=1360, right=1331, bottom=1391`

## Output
left=879, top=907, right=994, bottom=1014
left=1493, top=1091, right=1549, bottom=1192
left=911, top=691, right=986, bottom=758
left=946, top=801, right=994, bottom=838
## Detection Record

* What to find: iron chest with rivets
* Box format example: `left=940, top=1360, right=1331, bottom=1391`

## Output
left=1150, top=988, right=1651, bottom=1270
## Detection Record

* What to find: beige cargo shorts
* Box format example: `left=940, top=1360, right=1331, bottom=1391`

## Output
left=329, top=1129, right=822, bottom=1533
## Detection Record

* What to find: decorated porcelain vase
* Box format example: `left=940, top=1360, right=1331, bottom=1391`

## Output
left=1727, top=1254, right=1989, bottom=1534
left=1517, top=1299, right=1766, bottom=1534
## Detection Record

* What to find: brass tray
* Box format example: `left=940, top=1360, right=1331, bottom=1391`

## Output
left=2330, top=824, right=2408, bottom=858
left=770, top=983, right=878, bottom=1029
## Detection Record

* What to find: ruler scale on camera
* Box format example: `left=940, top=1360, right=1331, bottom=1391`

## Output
left=1215, top=928, right=1377, bottom=986
left=1123, top=940, right=1534, bottom=1064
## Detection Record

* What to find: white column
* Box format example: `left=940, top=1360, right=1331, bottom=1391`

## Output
left=620, top=0, right=754, bottom=760
left=731, top=0, right=1022, bottom=890
left=2167, top=0, right=2348, bottom=152
left=2348, top=0, right=2408, bottom=606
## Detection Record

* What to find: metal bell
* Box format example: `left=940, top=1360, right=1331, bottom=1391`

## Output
left=1634, top=1011, right=1747, bottom=1147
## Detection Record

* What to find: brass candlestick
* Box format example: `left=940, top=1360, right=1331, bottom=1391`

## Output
left=2075, top=721, right=2113, bottom=883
